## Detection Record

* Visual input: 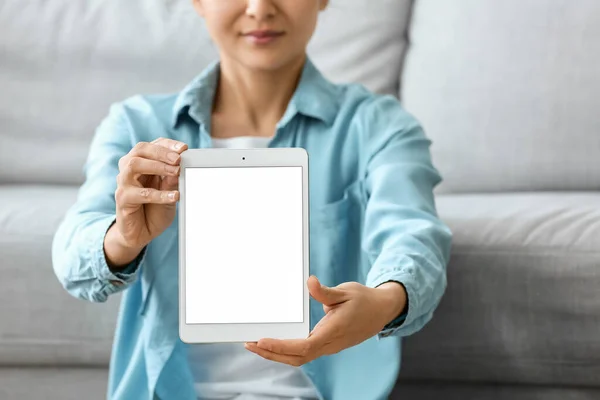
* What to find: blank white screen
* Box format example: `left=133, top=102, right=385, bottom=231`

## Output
left=185, top=167, right=303, bottom=324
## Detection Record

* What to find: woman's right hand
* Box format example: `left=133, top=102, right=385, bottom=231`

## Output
left=104, top=137, right=188, bottom=268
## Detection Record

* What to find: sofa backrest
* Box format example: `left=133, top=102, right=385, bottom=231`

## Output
left=0, top=0, right=412, bottom=185
left=402, top=0, right=600, bottom=193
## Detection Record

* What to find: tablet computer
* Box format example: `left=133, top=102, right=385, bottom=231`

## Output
left=178, top=148, right=310, bottom=343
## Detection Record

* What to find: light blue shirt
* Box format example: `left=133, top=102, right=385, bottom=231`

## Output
left=52, top=57, right=452, bottom=400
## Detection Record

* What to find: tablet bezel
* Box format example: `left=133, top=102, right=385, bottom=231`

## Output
left=178, top=148, right=310, bottom=343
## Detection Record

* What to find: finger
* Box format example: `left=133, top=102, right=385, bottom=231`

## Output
left=116, top=186, right=179, bottom=206
left=244, top=343, right=306, bottom=367
left=307, top=275, right=347, bottom=307
left=120, top=157, right=180, bottom=181
left=151, top=137, right=188, bottom=153
left=129, top=141, right=182, bottom=165
left=160, top=174, right=179, bottom=191
left=148, top=174, right=162, bottom=190
left=256, top=338, right=313, bottom=357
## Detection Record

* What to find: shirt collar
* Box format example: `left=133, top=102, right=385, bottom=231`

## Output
left=171, top=60, right=219, bottom=129
left=171, top=57, right=339, bottom=129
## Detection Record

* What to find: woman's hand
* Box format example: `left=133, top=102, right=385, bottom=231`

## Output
left=244, top=276, right=407, bottom=366
left=104, top=137, right=188, bottom=268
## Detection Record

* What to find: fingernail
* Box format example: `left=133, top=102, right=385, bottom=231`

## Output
left=168, top=152, right=179, bottom=162
left=173, top=143, right=183, bottom=150
left=168, top=191, right=176, bottom=200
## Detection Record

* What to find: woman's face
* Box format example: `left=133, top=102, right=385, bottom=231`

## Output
left=193, top=0, right=327, bottom=71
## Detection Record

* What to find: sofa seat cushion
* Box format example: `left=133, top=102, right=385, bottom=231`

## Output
left=0, top=367, right=108, bottom=400
left=399, top=192, right=600, bottom=386
left=391, top=381, right=600, bottom=400
left=0, top=185, right=120, bottom=366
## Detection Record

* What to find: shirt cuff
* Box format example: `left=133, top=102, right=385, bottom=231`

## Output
left=90, top=216, right=147, bottom=297
left=366, top=253, right=421, bottom=339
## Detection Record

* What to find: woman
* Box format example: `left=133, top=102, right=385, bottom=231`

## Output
left=52, top=1, right=451, bottom=399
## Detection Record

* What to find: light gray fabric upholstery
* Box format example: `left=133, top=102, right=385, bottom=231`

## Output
left=308, top=0, right=412, bottom=95
left=402, top=0, right=600, bottom=193
left=391, top=382, right=600, bottom=400
left=438, top=192, right=600, bottom=252
left=0, top=1, right=213, bottom=186
left=399, top=193, right=600, bottom=386
left=0, top=185, right=120, bottom=366
left=0, top=0, right=411, bottom=186
left=0, top=368, right=108, bottom=400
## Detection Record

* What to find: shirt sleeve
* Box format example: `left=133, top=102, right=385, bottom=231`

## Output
left=359, top=95, right=453, bottom=339
left=52, top=103, right=147, bottom=303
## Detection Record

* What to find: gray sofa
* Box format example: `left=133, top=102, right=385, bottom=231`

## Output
left=1, top=0, right=599, bottom=399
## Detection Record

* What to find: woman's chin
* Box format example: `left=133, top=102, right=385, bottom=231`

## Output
left=227, top=50, right=305, bottom=73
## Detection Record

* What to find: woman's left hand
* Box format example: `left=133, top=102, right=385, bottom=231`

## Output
left=245, top=276, right=407, bottom=366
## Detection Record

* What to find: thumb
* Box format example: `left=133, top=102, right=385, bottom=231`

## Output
left=307, top=276, right=346, bottom=307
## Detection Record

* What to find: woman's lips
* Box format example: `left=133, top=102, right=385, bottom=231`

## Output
left=243, top=30, right=285, bottom=45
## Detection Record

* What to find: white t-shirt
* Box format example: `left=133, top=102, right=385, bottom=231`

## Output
left=187, top=135, right=319, bottom=400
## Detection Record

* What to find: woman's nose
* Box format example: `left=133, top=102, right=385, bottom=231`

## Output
left=245, top=0, right=276, bottom=21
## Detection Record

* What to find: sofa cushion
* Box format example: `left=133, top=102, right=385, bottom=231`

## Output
left=402, top=0, right=600, bottom=193
left=309, top=0, right=412, bottom=96
left=0, top=0, right=411, bottom=186
left=391, top=381, right=600, bottom=400
left=0, top=367, right=108, bottom=400
left=0, top=185, right=120, bottom=366
left=399, top=192, right=600, bottom=386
